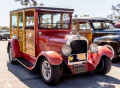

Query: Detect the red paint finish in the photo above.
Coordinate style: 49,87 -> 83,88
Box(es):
38,51 -> 63,65
8,8 -> 114,75
87,46 -> 114,71
8,39 -> 22,58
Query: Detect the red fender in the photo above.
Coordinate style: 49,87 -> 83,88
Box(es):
8,39 -> 22,58
88,46 -> 114,71
37,51 -> 63,65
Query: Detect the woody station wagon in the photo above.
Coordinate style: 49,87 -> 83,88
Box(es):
72,17 -> 120,62
7,7 -> 113,85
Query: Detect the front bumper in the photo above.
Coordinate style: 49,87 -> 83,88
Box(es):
67,61 -> 95,74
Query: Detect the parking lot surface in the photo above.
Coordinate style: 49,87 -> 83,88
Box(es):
0,40 -> 120,88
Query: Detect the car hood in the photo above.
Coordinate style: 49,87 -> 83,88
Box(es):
94,35 -> 120,42
38,31 -> 77,52
96,28 -> 120,33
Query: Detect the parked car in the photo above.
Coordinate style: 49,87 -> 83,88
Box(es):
72,17 -> 120,61
0,30 -> 10,40
7,7 -> 113,85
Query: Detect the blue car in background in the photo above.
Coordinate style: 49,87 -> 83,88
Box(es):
0,30 -> 10,40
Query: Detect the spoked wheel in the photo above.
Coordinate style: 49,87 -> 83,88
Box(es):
94,56 -> 111,75
8,45 -> 17,64
40,58 -> 61,85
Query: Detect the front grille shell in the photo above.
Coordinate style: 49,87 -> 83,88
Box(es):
66,36 -> 88,65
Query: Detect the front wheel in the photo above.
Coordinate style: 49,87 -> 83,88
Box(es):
94,56 -> 111,75
40,58 -> 61,85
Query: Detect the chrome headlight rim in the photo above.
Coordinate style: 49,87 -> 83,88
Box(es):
62,45 -> 72,56
90,43 -> 98,53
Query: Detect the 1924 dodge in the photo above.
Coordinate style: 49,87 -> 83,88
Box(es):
7,7 -> 113,85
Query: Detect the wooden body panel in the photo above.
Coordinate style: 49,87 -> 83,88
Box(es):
25,29 -> 35,56
10,9 -> 35,56
18,29 -> 24,51
10,28 -> 18,39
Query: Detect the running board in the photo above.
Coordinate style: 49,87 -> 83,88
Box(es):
16,58 -> 34,68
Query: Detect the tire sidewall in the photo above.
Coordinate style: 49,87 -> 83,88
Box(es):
9,45 -> 15,64
94,56 -> 111,75
0,36 -> 2,40
40,59 -> 52,83
40,58 -> 61,85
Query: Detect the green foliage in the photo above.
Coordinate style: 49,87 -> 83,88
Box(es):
15,0 -> 38,6
80,14 -> 90,17
107,4 -> 120,22
0,26 -> 10,31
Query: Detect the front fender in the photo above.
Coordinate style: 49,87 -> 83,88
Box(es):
37,51 -> 63,65
88,46 -> 114,71
7,39 -> 22,58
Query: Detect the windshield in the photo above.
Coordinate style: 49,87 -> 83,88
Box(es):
38,12 -> 71,29
92,21 -> 115,30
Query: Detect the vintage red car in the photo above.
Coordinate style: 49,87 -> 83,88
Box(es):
7,7 -> 113,85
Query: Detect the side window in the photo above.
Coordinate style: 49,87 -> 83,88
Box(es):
53,13 -> 61,28
92,22 -> 101,29
26,16 -> 34,27
72,22 -> 77,30
11,13 -> 17,28
18,12 -> 23,29
25,11 -> 34,29
79,22 -> 90,30
40,13 -> 52,28
63,13 -> 70,29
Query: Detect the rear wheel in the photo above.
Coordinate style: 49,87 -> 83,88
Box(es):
94,56 -> 111,75
40,58 -> 61,85
8,45 -> 17,64
0,36 -> 2,40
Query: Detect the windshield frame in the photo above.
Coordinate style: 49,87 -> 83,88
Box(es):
38,11 -> 72,30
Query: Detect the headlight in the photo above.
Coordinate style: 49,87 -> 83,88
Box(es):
90,43 -> 98,53
62,45 -> 72,56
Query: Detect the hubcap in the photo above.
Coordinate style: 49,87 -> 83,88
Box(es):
42,61 -> 51,80
9,48 -> 13,61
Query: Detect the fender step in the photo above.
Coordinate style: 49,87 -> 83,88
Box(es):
16,57 -> 34,68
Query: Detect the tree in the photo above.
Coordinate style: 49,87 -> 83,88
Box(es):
107,4 -> 120,22
0,26 -> 10,31
14,0 -> 38,6
80,14 -> 90,17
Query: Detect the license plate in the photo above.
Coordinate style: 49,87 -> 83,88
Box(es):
77,53 -> 86,60
74,65 -> 86,73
